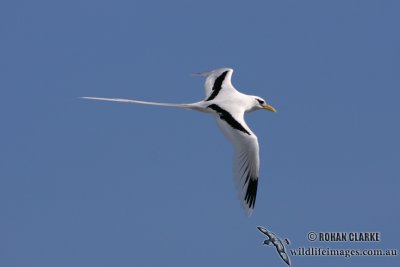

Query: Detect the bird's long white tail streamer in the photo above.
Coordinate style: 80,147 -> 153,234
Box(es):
80,97 -> 195,109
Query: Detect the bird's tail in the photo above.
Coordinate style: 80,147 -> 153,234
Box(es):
80,97 -> 203,110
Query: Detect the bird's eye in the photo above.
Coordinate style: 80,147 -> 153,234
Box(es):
256,99 -> 265,105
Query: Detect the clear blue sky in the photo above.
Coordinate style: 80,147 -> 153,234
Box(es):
1,1 -> 399,266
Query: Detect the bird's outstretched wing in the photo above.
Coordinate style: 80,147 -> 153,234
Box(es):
234,136 -> 259,215
257,226 -> 274,239
193,68 -> 236,101
213,110 -> 259,215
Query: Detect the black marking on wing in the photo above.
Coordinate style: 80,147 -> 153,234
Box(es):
205,71 -> 229,101
208,104 -> 251,135
244,178 -> 258,209
244,171 -> 251,185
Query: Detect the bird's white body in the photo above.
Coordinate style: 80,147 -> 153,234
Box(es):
82,68 -> 276,215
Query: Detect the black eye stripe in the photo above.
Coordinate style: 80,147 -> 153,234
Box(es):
256,99 -> 264,105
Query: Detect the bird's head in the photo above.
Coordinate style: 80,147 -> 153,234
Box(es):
250,97 -> 277,113
263,239 -> 273,245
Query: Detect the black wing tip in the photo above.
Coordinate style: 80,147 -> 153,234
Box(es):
257,226 -> 268,234
244,178 -> 258,210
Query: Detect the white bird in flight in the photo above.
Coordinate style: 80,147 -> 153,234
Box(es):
82,68 -> 276,215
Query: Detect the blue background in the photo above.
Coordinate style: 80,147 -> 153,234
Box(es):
1,0 -> 399,266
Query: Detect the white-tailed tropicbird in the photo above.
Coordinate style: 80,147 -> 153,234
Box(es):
82,68 -> 276,215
